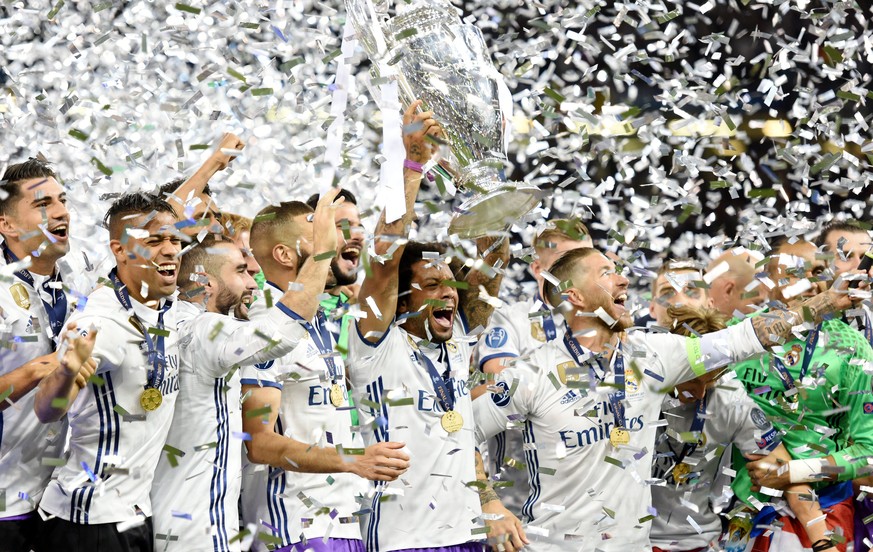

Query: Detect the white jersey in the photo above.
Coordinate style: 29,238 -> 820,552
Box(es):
39,284 -> 180,524
240,285 -> 366,548
650,384 -> 778,550
152,300 -> 308,552
348,318 -> 482,552
472,321 -> 766,552
477,295 -> 562,515
0,259 -> 77,516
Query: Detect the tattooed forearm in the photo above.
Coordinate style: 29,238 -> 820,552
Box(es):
475,451 -> 501,506
751,291 -> 840,347
459,236 -> 508,330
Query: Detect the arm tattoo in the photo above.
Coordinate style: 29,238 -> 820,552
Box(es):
460,236 -> 509,331
475,451 -> 500,506
479,485 -> 500,507
751,291 -> 839,348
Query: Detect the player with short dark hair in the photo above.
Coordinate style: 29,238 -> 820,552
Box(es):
35,191 -> 183,552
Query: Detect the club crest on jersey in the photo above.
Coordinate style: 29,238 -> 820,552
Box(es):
491,381 -> 511,407
10,283 -> 30,310
485,327 -> 508,349
446,341 -> 458,354
864,402 -> 873,414
783,344 -> 803,366
530,321 -> 546,343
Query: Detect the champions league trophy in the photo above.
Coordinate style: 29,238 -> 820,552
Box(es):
345,0 -> 540,238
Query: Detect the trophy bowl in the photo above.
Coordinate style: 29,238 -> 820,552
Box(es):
347,0 -> 540,238
387,6 -> 539,237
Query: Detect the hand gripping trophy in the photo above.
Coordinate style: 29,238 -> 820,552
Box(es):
345,0 -> 540,237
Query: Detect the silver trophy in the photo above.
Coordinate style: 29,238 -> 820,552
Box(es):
345,0 -> 540,238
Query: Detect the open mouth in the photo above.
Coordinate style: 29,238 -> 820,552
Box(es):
613,293 -> 628,310
49,224 -> 69,240
155,263 -> 178,281
432,307 -> 454,330
340,245 -> 361,266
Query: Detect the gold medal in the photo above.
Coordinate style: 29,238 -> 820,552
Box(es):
673,462 -> 692,482
609,427 -> 630,447
441,410 -> 464,433
140,388 -> 163,411
10,283 -> 30,310
329,383 -> 345,407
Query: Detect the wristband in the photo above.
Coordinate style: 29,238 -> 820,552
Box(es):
404,159 -> 423,172
788,458 -> 826,483
811,538 -> 834,552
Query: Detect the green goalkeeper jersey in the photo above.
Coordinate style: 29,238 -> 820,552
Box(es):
732,318 -> 873,501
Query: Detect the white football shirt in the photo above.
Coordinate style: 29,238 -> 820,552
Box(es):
348,318 -> 482,552
239,284 -> 366,548
650,384 -> 779,550
476,295 -> 562,515
39,284 -> 180,524
152,300 -> 308,552
0,258 -> 76,516
472,321 -> 766,551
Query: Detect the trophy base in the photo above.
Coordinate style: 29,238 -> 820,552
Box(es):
449,184 -> 540,239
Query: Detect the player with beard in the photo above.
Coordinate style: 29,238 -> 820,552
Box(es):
474,219 -> 591,517
471,246 -> 866,551
730,238 -> 873,552
305,188 -> 364,356
347,100 -> 523,552
0,159 -> 96,550
152,197 -> 341,552
649,261 -> 713,326
35,192 -> 183,551
240,190 -> 409,552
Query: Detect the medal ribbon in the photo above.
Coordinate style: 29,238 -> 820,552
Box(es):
563,325 -> 626,429
676,392 -> 709,464
268,281 -> 341,381
108,269 -> 171,391
414,344 -> 456,413
304,309 -> 342,382
771,324 -> 820,395
2,244 -> 68,347
534,292 -> 557,342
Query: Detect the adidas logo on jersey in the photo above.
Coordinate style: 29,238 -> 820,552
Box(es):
560,390 -> 581,405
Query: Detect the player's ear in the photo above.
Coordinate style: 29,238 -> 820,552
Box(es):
563,287 -> 586,309
0,214 -> 18,237
272,243 -> 296,269
397,295 -> 409,315
109,239 -> 127,266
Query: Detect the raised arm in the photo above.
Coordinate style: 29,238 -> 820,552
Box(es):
358,100 -> 440,342
34,324 -> 98,423
169,133 -> 244,208
458,235 -> 510,332
275,187 -> 341,321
